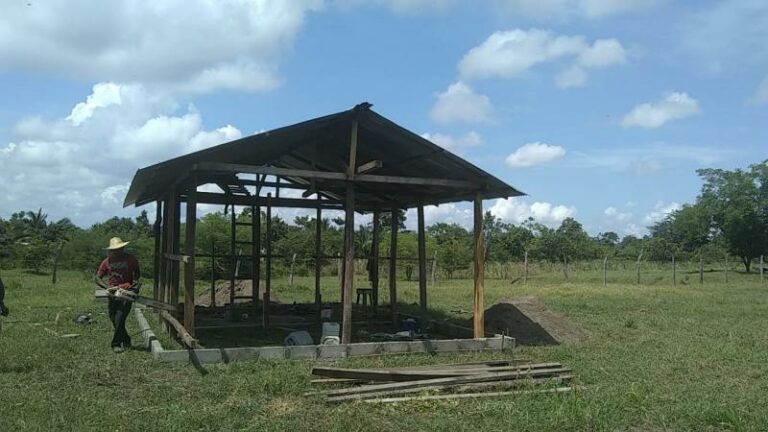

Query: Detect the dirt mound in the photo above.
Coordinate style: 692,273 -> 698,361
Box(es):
483,296 -> 584,346
196,280 -> 281,307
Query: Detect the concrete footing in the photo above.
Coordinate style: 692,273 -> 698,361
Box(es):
133,307 -> 515,364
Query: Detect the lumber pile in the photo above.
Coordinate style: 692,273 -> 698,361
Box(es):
309,360 -> 580,404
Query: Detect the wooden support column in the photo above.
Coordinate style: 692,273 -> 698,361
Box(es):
160,196 -> 171,305
371,211 -> 380,307
229,208 -> 236,306
342,184 -> 355,344
389,206 -> 398,324
183,178 -> 197,336
170,191 -> 181,312
251,206 -> 261,306
263,194 -> 272,328
341,117 -> 358,345
473,194 -> 485,338
314,197 -> 322,309
153,200 -> 162,301
417,204 -> 427,317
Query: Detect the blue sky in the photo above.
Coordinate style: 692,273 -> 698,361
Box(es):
0,0 -> 766,236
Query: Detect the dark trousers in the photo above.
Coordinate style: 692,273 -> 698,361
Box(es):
108,298 -> 132,348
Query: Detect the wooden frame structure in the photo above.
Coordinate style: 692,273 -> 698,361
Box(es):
125,103 -> 523,344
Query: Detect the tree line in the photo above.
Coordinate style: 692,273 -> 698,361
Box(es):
1,159 -> 766,279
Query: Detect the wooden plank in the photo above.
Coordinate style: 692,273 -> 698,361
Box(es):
357,386 -> 580,404
152,200 -> 162,300
371,211 -> 380,307
165,253 -> 191,263
263,193 -> 272,328
311,363 -> 565,382
473,194 -> 485,338
318,367 -> 572,397
314,198 -> 322,309
132,295 -> 177,312
417,204 -> 427,316
196,162 -> 477,188
158,197 -> 169,305
183,177 -> 197,335
191,192 -> 344,209
342,184 -> 355,344
251,204 -> 260,305
328,375 -> 574,403
229,208 -> 236,306
356,159 -> 383,174
389,206 -> 398,324
170,192 -> 181,311
348,118 -> 359,177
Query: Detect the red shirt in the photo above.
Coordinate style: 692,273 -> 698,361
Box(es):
97,254 -> 140,287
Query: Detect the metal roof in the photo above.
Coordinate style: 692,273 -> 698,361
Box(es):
124,103 -> 524,210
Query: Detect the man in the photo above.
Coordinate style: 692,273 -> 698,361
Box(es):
94,237 -> 140,353
0,273 -> 8,317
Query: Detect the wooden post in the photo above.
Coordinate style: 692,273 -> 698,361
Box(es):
430,251 -> 437,286
603,255 -> 608,287
371,211 -> 380,307
473,194 -> 485,338
289,253 -> 297,286
251,205 -> 259,305
417,204 -> 427,317
254,204 -> 261,303
210,240 -> 216,307
183,177 -> 197,336
523,250 -> 528,285
170,192 -> 181,312
314,201 -> 322,310
263,194 -> 272,328
699,250 -> 704,285
672,255 -> 676,287
152,200 -> 161,298
51,242 -> 64,285
341,184 -> 355,344
229,208 -> 236,306
562,256 -> 569,281
636,248 -> 643,285
159,198 -> 169,305
389,207 -> 398,324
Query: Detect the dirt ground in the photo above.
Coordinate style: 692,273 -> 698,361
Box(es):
483,296 -> 585,345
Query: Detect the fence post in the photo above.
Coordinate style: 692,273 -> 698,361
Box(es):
523,250 -> 528,285
603,255 -> 608,287
289,253 -> 296,286
635,247 -> 644,285
699,251 -> 704,285
672,255 -> 676,287
430,251 -> 437,286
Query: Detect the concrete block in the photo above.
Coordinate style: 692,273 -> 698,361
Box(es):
223,347 -> 260,362
257,346 -> 287,360
191,349 -> 224,364
286,346 -> 317,360
431,339 -> 460,353
348,342 -> 383,357
318,344 -> 347,359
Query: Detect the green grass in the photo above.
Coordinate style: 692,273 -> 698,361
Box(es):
1,267 -> 768,431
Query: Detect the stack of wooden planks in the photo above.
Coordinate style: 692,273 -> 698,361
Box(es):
309,360 -> 580,404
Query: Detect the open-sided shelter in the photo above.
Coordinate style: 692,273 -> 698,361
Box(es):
124,102 -> 524,344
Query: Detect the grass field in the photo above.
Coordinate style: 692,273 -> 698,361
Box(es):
1,267 -> 767,431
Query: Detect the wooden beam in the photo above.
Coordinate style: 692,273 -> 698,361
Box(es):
342,184 -> 355,344
189,192 -> 344,210
356,159 -> 383,174
229,207 -> 236,306
165,253 -> 191,263
251,204 -> 260,305
160,310 -> 199,349
183,177 -> 197,335
371,211 -> 380,307
389,206 -> 398,324
170,191 -> 181,312
473,194 -> 485,338
196,162 -> 478,188
152,200 -> 162,301
314,198 -> 322,309
347,118 -> 359,177
263,193 -> 272,328
158,198 -> 169,306
417,204 -> 427,317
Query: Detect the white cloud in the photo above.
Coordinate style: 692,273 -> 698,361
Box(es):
499,0 -> 657,19
643,201 -> 681,225
405,203 -> 474,230
430,82 -> 493,124
570,143 -> 733,175
750,75 -> 768,105
621,92 -> 701,129
421,131 -> 483,154
458,29 -> 625,88
604,206 -> 632,222
334,0 -> 455,14
505,142 -> 566,168
0,1 -> 321,94
0,83 -> 243,225
490,198 -> 576,227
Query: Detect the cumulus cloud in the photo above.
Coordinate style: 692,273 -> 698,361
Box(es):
750,75 -> 768,105
505,142 -> 566,168
643,201 -> 681,225
490,198 -> 575,227
621,92 -> 701,129
430,82 -> 493,124
0,83 -> 242,225
0,1 -> 321,94
499,0 -> 657,19
604,206 -> 632,222
421,131 -> 483,154
458,28 -> 626,87
334,0 -> 456,14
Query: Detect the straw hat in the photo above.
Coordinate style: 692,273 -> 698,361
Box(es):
105,237 -> 130,250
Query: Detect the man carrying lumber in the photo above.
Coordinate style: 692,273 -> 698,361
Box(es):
94,237 -> 140,353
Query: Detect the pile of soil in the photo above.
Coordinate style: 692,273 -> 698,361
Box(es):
196,280 -> 281,307
483,296 -> 585,346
